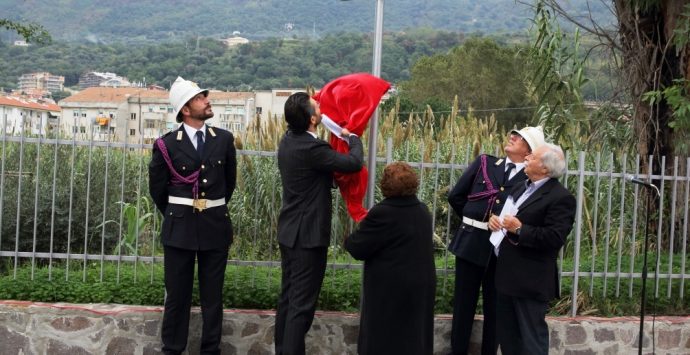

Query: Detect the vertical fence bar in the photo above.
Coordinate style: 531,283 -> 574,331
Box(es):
99,121 -> 113,282
571,151 -> 586,316
654,156 -> 666,297
667,157 -> 679,297
13,119 -> 27,279
0,111 -> 7,253
385,137 -> 393,163
267,155 -> 279,292
133,134 -> 145,282
559,151 -> 571,295
602,153 -> 614,296
250,166 -> 260,288
66,114 -> 78,281
30,122 -> 44,280
417,142 -> 426,201
48,115 -> 61,281
442,145 -> 457,296
629,155 -> 641,297
82,125 -> 95,282
430,143 -> 441,243
116,129 -> 128,283
680,158 -> 689,298
615,153 -> 627,296
590,152 -> 602,296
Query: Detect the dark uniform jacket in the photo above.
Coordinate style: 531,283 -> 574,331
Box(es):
448,154 -> 527,266
149,125 -> 237,251
495,178 -> 576,301
277,130 -> 363,249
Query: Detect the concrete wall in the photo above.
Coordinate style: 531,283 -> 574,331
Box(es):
1,300 -> 689,354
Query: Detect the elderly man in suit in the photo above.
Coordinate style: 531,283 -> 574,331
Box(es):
274,92 -> 364,355
447,126 -> 544,355
149,77 -> 237,355
488,143 -> 576,355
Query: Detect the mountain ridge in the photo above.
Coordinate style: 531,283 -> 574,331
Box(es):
0,0 -> 614,43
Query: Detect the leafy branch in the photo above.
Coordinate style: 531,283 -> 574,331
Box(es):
0,19 -> 51,44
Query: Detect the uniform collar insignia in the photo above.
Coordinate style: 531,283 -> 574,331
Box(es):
176,131 -> 183,141
495,158 -> 504,166
208,127 -> 217,137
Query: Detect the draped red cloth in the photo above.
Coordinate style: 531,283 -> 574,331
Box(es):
313,73 -> 391,222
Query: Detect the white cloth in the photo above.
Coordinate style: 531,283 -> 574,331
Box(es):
490,177 -> 550,255
183,123 -> 206,150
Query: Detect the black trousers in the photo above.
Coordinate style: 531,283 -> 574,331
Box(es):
274,244 -> 328,355
496,291 -> 549,355
161,246 -> 229,355
450,254 -> 497,355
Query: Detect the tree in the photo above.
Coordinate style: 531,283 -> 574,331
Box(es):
401,37 -> 532,129
0,19 -> 51,44
532,0 -> 690,161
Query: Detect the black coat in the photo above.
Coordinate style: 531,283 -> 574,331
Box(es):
276,130 -> 363,248
495,178 -> 576,301
344,196 -> 436,355
448,154 -> 527,266
148,125 -> 237,250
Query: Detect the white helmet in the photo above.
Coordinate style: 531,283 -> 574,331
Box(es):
511,126 -> 545,151
169,76 -> 208,118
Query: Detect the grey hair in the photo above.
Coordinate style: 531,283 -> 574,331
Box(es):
541,143 -> 566,178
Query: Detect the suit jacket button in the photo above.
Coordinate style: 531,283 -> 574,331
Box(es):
201,164 -> 206,169
500,187 -> 504,191
203,179 -> 208,183
496,199 -> 501,204
201,192 -> 206,197
182,166 -> 186,170
218,160 -> 222,164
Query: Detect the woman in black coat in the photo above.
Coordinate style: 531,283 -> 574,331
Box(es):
344,162 -> 436,355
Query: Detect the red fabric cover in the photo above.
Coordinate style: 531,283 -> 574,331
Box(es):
313,73 -> 391,222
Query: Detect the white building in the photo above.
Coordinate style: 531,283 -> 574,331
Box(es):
18,72 -> 65,93
59,87 -> 256,144
0,95 -> 61,136
254,89 -> 303,123
220,36 -> 250,47
79,72 -> 132,89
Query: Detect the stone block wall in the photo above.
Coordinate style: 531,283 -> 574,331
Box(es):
1,300 -> 689,354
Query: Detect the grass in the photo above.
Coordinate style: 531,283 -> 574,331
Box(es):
1,255 -> 688,316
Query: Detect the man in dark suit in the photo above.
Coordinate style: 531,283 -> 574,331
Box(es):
447,126 -> 544,355
149,77 -> 237,355
488,143 -> 576,355
275,92 -> 363,355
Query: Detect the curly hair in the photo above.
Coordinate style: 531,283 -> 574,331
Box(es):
380,162 -> 419,198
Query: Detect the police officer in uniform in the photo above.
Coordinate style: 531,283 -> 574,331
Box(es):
149,77 -> 237,355
447,126 -> 544,355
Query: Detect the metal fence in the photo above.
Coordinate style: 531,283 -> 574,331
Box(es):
1,129 -> 689,317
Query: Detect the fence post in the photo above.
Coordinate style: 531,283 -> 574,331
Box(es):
386,137 -> 393,164
571,151 -> 586,317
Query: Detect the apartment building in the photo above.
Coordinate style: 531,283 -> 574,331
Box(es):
254,88 -> 302,122
79,72 -> 132,89
0,95 -> 61,136
18,72 -> 65,93
58,87 -> 256,144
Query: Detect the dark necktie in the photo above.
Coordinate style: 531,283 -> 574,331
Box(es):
512,181 -> 531,200
504,162 -> 515,182
196,130 -> 204,158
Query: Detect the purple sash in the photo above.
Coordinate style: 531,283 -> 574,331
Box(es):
155,138 -> 201,199
466,154 -> 499,220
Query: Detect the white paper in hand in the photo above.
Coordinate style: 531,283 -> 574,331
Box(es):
321,114 -> 349,144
